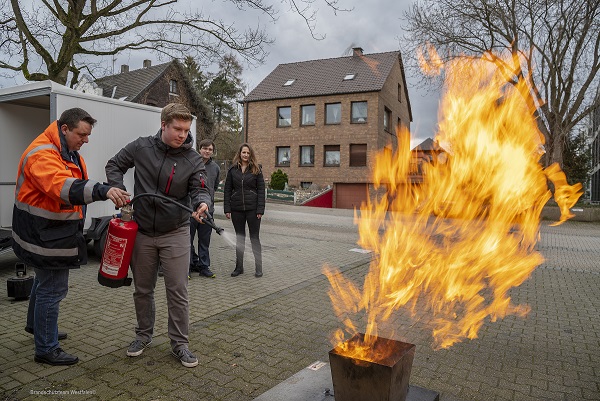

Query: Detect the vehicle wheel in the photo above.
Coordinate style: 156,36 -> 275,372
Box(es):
93,229 -> 108,257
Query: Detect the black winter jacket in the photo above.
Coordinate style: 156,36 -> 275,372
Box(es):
223,165 -> 265,214
105,130 -> 211,236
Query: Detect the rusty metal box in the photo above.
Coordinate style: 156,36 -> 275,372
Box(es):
328,333 -> 415,401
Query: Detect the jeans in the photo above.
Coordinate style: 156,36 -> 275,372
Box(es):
26,268 -> 70,355
230,210 -> 262,273
189,217 -> 213,269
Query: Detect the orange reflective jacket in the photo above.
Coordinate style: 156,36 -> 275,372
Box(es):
12,121 -> 109,269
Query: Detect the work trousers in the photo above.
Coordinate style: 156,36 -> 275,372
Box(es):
130,226 -> 190,351
26,268 -> 70,355
230,210 -> 262,273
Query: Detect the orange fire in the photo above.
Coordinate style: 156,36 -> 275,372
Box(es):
324,53 -> 582,355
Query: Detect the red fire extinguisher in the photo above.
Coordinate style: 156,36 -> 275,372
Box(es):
98,203 -> 136,288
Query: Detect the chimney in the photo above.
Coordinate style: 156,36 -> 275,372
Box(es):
353,47 -> 364,56
120,64 -> 129,73
143,59 -> 152,68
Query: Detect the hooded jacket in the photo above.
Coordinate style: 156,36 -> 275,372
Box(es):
105,130 -> 211,236
223,164 -> 265,214
12,121 -> 112,269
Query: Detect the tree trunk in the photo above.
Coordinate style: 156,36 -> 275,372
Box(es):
551,129 -> 565,168
49,65 -> 70,86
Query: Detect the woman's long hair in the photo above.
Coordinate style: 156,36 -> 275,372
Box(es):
232,143 -> 260,175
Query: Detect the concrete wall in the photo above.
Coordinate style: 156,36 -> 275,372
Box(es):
541,206 -> 600,222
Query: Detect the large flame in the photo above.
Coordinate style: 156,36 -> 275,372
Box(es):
325,53 -> 582,355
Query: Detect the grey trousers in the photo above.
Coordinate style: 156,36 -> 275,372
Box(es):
130,225 -> 190,351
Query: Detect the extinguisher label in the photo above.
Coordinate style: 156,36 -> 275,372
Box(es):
101,233 -> 128,276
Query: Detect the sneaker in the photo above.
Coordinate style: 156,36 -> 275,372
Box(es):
171,348 -> 199,368
189,264 -> 201,273
126,339 -> 152,357
199,268 -> 216,278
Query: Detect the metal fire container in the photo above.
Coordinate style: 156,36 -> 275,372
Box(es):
328,333 -> 415,401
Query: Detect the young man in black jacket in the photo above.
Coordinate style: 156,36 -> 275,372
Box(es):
189,139 -> 221,278
106,103 -> 210,368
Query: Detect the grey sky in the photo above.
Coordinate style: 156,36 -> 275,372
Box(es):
222,0 -> 441,146
0,0 -> 440,146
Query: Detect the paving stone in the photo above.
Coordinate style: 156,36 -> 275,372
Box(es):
1,205 -> 599,400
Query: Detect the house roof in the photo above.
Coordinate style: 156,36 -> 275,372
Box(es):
412,138 -> 443,152
93,60 -> 214,132
243,51 -> 405,103
413,138 -> 440,152
95,62 -> 171,101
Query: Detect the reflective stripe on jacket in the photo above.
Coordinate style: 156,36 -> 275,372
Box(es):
12,121 -> 108,269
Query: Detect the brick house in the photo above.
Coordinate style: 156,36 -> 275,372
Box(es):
83,59 -> 213,142
241,48 -> 412,208
410,138 -> 446,183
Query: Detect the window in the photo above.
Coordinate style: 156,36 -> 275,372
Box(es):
343,73 -> 356,80
325,103 -> 341,124
350,144 -> 367,167
301,105 -> 315,126
299,145 -> 315,166
398,83 -> 402,102
384,107 -> 391,132
324,145 -> 340,166
277,106 -> 291,127
283,79 -> 295,86
276,146 -> 291,166
351,101 -> 368,123
300,182 -> 312,189
169,80 -> 178,94
397,117 -> 402,133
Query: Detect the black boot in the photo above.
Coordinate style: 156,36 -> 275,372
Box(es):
231,268 -> 243,277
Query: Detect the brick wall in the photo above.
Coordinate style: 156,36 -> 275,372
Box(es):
246,63 -> 411,188
136,65 -> 208,142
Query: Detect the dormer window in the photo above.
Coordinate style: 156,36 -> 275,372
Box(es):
283,79 -> 295,86
343,74 -> 356,81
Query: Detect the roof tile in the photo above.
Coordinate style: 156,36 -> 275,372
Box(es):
243,51 -> 400,102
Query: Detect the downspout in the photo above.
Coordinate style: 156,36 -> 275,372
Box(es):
244,101 -> 249,143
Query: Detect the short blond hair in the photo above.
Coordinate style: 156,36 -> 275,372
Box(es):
161,103 -> 193,125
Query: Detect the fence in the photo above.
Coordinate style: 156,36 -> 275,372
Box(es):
215,184 -> 296,204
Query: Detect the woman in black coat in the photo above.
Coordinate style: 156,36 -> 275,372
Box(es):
224,143 -> 266,277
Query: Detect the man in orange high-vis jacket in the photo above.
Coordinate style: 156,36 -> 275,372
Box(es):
12,108 -> 130,366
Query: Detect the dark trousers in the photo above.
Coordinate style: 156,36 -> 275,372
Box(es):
230,210 -> 262,273
26,268 -> 70,355
190,217 -> 212,269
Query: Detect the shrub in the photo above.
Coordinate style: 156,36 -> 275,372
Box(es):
270,169 -> 288,190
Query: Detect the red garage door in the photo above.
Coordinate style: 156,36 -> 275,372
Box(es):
335,183 -> 368,209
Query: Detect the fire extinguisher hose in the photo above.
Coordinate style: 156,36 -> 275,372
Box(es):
129,193 -> 224,235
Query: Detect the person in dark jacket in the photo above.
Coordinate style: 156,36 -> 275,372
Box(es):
189,139 -> 220,278
223,143 -> 265,277
13,108 -> 130,366
105,103 -> 210,368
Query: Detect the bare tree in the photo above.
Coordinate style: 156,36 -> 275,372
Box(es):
0,0 -> 348,87
403,0 -> 600,167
